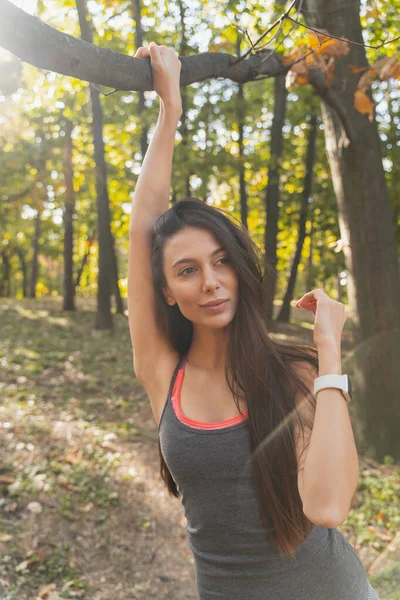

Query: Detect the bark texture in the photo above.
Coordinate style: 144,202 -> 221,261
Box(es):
304,0 -> 400,461
277,114 -> 317,322
264,73 -> 288,324
62,119 -> 76,312
0,0 -> 280,91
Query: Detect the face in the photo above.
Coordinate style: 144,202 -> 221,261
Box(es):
162,226 -> 239,329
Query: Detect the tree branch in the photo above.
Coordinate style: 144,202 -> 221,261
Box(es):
0,0 -> 281,91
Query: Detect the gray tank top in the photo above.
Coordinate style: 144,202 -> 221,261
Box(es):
158,354 -> 377,600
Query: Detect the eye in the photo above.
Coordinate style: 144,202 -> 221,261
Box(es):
179,266 -> 195,276
178,256 -> 230,277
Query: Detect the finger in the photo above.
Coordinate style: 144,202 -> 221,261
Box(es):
134,47 -> 143,57
295,289 -> 326,304
149,42 -> 163,66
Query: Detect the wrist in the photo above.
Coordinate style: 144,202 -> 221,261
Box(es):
160,98 -> 182,120
317,341 -> 342,376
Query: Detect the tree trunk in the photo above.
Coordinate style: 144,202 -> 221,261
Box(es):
75,232 -> 95,290
177,0 -> 192,199
131,0 -> 149,159
29,207 -> 41,298
62,118 -> 76,311
0,249 -> 11,297
76,0 -> 113,330
304,0 -> 400,461
277,114 -> 317,322
306,216 -> 316,292
263,73 -> 288,324
236,30 -> 248,230
15,247 -> 29,297
110,234 -> 124,315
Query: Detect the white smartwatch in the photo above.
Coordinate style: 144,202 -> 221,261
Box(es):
314,374 -> 352,403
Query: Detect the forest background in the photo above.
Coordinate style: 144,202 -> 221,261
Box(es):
0,0 -> 399,598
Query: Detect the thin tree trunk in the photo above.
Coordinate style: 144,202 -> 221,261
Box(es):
263,73 -> 288,324
131,0 -> 149,159
29,207 -> 41,298
110,235 -> 124,314
15,247 -> 28,297
0,249 -> 11,297
277,115 -> 318,322
178,0 -> 191,199
306,216 -> 316,292
304,0 -> 400,461
76,0 -> 113,330
236,30 -> 248,229
75,232 -> 95,290
62,118 -> 76,311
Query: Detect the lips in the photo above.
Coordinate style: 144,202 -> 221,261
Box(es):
200,299 -> 228,307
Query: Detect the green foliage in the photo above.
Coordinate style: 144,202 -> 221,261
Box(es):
4,0 -> 394,301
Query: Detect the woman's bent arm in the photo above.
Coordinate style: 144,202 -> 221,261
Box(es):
127,43 -> 182,392
127,103 -> 181,382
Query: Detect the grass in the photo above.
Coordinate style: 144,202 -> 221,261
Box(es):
0,296 -> 399,599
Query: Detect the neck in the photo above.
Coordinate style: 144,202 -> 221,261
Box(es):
187,325 -> 230,371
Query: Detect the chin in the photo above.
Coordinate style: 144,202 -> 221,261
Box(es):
201,310 -> 236,329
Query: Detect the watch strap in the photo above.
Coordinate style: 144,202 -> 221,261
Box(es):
314,374 -> 351,403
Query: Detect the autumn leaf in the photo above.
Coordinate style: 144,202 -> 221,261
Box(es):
376,55 -> 400,80
0,475 -> 15,484
315,38 -> 349,58
350,64 -> 369,73
308,30 -> 331,49
38,583 -> 57,599
358,68 -> 377,92
280,51 -> 302,65
354,90 -> 374,120
297,74 -> 309,85
365,8 -> 379,19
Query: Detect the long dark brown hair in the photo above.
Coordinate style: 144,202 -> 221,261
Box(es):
151,197 -> 319,559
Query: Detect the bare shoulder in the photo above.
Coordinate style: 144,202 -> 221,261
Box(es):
136,346 -> 181,426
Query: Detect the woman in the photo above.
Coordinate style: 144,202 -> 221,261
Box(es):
128,42 -> 379,600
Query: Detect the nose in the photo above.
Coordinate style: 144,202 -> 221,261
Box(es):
201,266 -> 220,292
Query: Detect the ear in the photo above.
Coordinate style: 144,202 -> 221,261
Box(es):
163,286 -> 177,307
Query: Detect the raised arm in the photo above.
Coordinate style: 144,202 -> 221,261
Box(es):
128,44 -> 182,415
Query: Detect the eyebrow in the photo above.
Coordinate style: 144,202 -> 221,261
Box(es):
172,246 -> 225,269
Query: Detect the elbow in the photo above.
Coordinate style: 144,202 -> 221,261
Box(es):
303,504 -> 349,529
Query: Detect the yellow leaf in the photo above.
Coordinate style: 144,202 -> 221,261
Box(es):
308,30 -> 330,49
354,90 -> 374,120
365,8 -> 379,18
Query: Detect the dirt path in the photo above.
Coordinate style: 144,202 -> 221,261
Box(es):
0,298 -> 398,599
